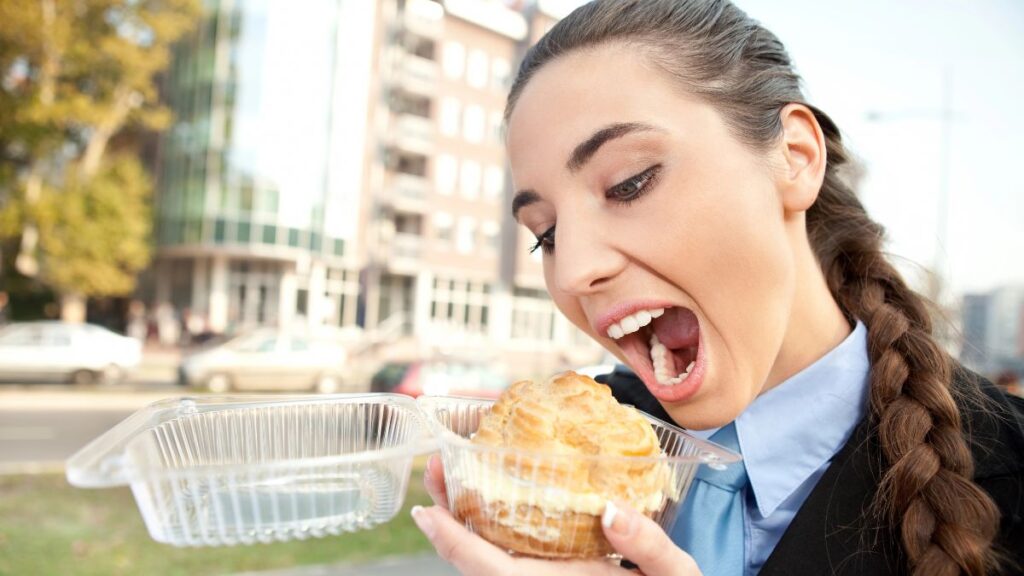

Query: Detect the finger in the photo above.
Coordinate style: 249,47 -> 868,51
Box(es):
423,454 -> 449,509
602,501 -> 701,575
411,504 -> 512,576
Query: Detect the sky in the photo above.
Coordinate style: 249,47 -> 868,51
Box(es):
562,0 -> 1024,297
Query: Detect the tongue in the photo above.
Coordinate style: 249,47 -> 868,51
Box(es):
652,307 -> 700,350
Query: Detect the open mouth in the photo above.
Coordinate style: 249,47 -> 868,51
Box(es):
605,306 -> 703,402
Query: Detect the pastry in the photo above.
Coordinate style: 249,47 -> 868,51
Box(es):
450,371 -> 671,558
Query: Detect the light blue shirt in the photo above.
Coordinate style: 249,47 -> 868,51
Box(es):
683,322 -> 870,576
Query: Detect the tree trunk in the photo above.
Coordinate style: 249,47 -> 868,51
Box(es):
16,0 -> 61,277
60,292 -> 86,324
80,86 -> 139,178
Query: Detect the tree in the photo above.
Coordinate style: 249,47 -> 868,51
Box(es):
0,0 -> 199,321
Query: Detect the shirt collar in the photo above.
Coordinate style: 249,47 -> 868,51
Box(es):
693,322 -> 870,517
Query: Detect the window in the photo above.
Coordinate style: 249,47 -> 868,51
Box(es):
481,220 -> 500,252
460,160 -> 481,199
435,154 -> 457,195
462,105 -> 485,143
491,57 -> 510,90
467,49 -> 488,89
324,267 -> 360,327
0,325 -> 41,346
439,97 -> 460,137
442,41 -> 465,79
489,111 -> 504,144
484,165 -> 504,199
430,277 -> 492,334
456,216 -> 476,253
434,212 -> 454,244
512,288 -> 558,341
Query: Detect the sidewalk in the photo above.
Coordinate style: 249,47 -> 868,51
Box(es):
231,554 -> 457,576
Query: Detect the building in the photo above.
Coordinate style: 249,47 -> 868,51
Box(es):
959,286 -> 1024,377
149,0 -> 600,378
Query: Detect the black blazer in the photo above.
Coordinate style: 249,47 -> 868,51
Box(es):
596,366 -> 1024,575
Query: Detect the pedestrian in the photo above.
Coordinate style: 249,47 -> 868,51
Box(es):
412,1 -> 1024,575
996,370 -> 1022,398
0,291 -> 9,326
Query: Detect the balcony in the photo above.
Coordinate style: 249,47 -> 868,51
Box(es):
402,0 -> 443,38
387,232 -> 423,273
389,113 -> 434,156
393,52 -> 438,96
381,173 -> 430,213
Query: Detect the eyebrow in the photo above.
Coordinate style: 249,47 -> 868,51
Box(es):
511,121 -> 664,220
567,122 -> 661,172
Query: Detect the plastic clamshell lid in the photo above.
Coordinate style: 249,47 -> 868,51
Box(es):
414,394 -> 743,469
66,394 -> 438,489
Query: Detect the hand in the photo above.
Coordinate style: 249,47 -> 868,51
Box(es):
415,455 -> 702,576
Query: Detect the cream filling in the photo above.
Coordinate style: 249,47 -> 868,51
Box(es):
453,454 -> 670,517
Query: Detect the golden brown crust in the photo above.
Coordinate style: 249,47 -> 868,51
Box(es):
459,371 -> 666,558
453,491 -> 613,559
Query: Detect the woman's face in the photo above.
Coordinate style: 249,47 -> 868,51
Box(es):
507,46 -> 830,429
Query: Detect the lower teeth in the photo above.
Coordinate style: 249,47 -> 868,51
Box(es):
649,333 -> 695,386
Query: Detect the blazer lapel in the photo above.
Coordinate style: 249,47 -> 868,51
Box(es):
759,416 -> 905,576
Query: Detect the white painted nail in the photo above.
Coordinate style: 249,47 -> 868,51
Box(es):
602,501 -> 618,530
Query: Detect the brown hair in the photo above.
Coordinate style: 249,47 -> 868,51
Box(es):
506,1 -> 1001,574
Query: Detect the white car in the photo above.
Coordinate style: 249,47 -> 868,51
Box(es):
0,321 -> 142,384
179,329 -> 348,393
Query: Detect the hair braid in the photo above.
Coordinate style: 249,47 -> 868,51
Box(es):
809,121 -> 1001,576
507,1 -> 1004,572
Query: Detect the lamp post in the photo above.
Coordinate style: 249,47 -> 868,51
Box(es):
864,67 -> 958,352
864,67 -> 955,307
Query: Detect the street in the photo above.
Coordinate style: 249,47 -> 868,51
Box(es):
0,407 -> 131,469
0,381 -> 183,472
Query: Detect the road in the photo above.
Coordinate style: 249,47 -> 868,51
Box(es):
0,380 -> 184,472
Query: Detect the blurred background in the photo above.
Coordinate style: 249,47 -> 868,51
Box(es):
0,0 -> 1021,574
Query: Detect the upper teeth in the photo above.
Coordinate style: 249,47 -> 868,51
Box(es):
606,308 -> 665,339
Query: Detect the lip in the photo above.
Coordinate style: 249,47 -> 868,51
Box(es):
592,299 -> 678,336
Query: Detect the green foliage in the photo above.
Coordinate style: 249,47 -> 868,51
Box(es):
0,0 -> 200,299
34,155 -> 153,296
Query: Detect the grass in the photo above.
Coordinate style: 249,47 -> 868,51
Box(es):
0,460 -> 435,576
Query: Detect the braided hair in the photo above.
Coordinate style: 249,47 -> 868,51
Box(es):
506,1 -> 1001,573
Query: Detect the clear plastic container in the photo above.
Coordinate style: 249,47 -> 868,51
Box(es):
416,395 -> 742,559
66,394 -> 436,547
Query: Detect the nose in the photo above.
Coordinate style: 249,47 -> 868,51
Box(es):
550,215 -> 627,296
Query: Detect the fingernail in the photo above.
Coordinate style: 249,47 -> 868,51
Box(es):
411,505 -> 436,540
602,501 -> 636,537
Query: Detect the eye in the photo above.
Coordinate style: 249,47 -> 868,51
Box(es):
606,164 -> 662,204
528,225 -> 555,255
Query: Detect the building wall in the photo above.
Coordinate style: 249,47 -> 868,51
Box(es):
151,0 -> 604,375
960,286 -> 1024,376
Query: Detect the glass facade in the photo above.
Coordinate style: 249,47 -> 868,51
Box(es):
156,0 -> 347,257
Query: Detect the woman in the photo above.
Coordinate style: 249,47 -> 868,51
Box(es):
410,1 -> 1024,574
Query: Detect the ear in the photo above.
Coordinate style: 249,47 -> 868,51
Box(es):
775,103 -> 827,213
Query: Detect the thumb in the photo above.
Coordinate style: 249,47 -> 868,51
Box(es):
601,501 -> 701,575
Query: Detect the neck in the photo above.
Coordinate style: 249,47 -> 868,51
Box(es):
764,235 -> 851,393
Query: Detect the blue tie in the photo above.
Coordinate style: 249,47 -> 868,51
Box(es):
671,423 -> 748,576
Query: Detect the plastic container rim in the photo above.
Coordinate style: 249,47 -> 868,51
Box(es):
415,394 -> 743,467
67,393 -> 438,488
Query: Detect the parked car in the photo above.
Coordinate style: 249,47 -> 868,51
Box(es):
179,328 -> 348,393
370,359 -> 509,398
0,321 -> 142,384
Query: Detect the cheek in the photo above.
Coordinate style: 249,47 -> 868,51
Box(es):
635,179 -> 794,388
